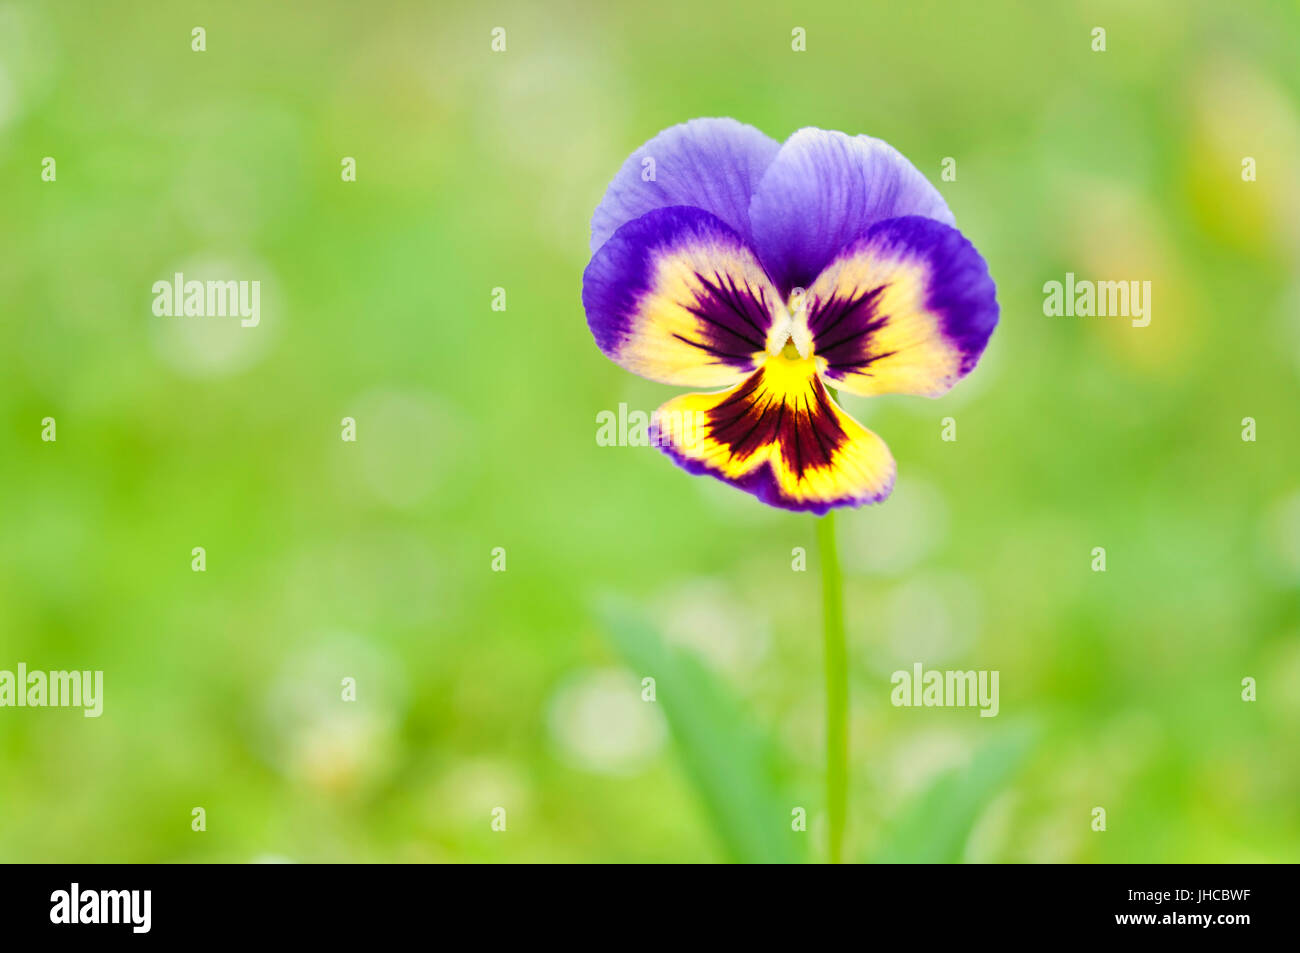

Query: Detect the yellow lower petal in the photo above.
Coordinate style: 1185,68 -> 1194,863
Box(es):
653,353 -> 896,513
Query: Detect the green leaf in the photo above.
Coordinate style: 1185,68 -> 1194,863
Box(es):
596,595 -> 803,864
870,721 -> 1038,863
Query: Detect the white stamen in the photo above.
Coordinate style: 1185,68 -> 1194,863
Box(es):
786,288 -> 811,358
790,320 -> 812,358
766,314 -> 792,355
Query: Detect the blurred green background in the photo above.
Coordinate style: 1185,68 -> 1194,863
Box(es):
2,0 -> 1298,863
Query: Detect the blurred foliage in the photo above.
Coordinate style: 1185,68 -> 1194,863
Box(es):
1,0 -> 1299,862
599,596 -> 803,863
870,722 -> 1038,863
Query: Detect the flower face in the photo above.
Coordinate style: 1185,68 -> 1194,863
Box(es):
582,119 -> 999,514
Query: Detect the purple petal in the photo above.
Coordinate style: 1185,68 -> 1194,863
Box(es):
749,128 -> 955,295
805,216 -> 998,398
582,206 -> 782,387
589,118 -> 780,254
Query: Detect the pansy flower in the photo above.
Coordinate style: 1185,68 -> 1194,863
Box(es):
582,119 -> 999,514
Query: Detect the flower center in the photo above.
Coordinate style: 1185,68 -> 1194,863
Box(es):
763,345 -> 819,391
764,289 -> 814,360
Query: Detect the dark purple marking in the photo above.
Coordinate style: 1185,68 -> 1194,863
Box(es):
674,270 -> 772,364
702,366 -> 847,477
807,285 -> 896,375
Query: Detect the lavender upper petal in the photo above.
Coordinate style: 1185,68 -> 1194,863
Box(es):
748,128 -> 955,295
589,118 -> 781,254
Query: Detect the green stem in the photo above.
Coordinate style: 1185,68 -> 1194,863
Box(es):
817,508 -> 848,864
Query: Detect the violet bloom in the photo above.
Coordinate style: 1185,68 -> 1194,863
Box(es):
582,119 -> 998,513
